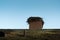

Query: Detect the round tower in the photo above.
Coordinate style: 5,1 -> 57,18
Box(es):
27,16 -> 44,30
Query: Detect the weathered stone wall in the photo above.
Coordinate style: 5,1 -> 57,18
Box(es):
0,29 -> 60,40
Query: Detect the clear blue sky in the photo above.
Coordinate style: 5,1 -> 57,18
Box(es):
0,0 -> 60,29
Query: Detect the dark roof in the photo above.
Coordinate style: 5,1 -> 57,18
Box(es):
27,17 -> 44,24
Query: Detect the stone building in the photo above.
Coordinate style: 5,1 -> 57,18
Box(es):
27,16 -> 44,30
